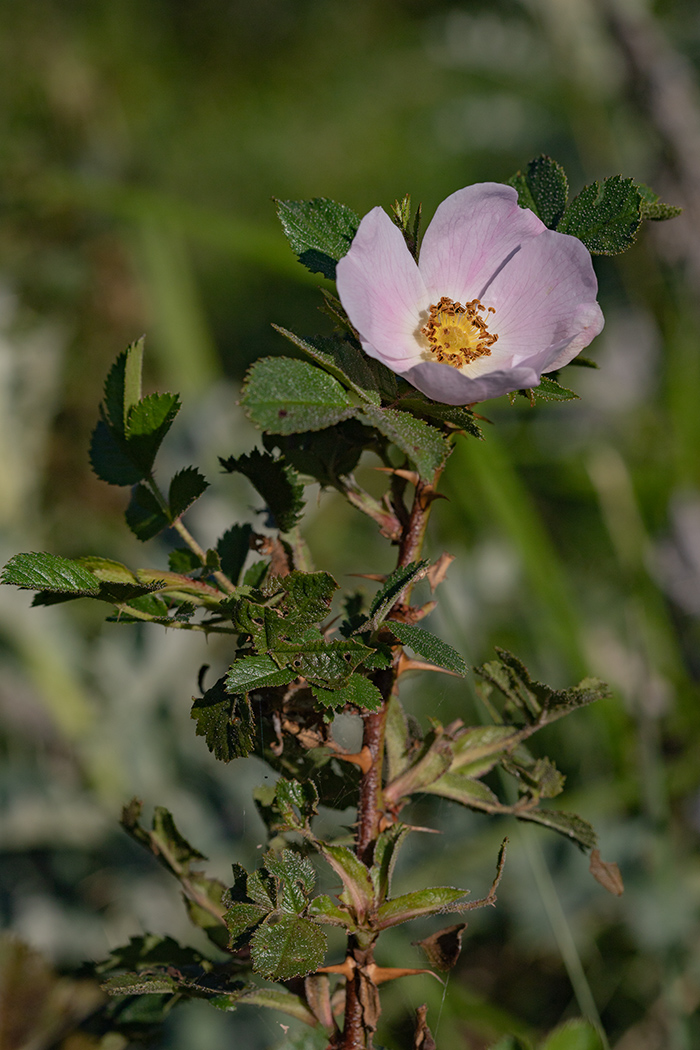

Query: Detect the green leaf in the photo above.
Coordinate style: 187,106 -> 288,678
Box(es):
1,552 -> 101,595
388,622 -> 467,675
125,484 -> 170,541
169,467 -> 209,518
475,648 -> 610,726
212,986 -> 319,1026
508,155 -> 569,229
557,175 -> 642,254
275,197 -> 360,280
527,376 -> 579,402
247,868 -> 277,909
370,822 -> 410,902
263,418 -> 376,486
270,638 -> 374,688
383,735 -> 454,803
243,559 -> 269,589
279,571 -> 338,623
275,778 -> 319,829
98,933 -> 212,974
226,654 -> 297,693
420,771 -> 500,809
104,338 -> 144,436
241,357 -> 354,435
319,844 -> 375,922
169,547 -> 202,573
265,849 -> 316,913
273,328 -> 382,406
636,183 -> 682,221
224,902 -> 267,944
359,560 -> 429,632
515,808 -> 597,852
124,392 -> 181,473
359,405 -> 450,479
311,673 -> 383,711
89,418 -> 145,486
220,449 -> 305,533
251,915 -> 327,981
385,694 -> 412,782
376,886 -> 469,930
191,676 -> 255,762
540,1020 -> 605,1050
216,524 -> 253,584
396,397 -> 483,438
308,895 -> 357,931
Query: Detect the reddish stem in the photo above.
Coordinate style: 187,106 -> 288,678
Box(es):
335,474 -> 444,1050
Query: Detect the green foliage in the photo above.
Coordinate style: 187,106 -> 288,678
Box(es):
169,467 -> 209,518
251,917 -> 327,981
220,448 -> 305,532
264,419 -> 375,487
216,523 -> 254,583
356,560 -> 429,632
475,648 -> 610,726
120,800 -> 228,948
103,338 -> 144,435
311,672 -> 383,711
381,652 -> 607,853
90,344 -> 181,487
241,356 -> 355,434
125,483 -> 170,541
509,155 -> 569,229
275,197 -> 360,280
397,396 -> 483,437
274,327 -> 387,406
509,159 -> 679,260
517,376 -> 579,404
1,551 -> 102,595
375,886 -> 469,930
636,182 -> 682,221
388,621 -> 467,675
191,675 -> 255,761
358,404 -> 450,479
557,175 -> 642,255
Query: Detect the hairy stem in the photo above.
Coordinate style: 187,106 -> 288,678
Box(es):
337,473 -> 444,1050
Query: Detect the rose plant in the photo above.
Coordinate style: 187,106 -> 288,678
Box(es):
1,156 -> 679,1049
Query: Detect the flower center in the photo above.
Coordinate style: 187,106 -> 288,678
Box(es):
421,296 -> 498,368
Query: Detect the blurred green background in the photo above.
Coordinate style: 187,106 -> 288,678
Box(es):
1,0 -> 700,1047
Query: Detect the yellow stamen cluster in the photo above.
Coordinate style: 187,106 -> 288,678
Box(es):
421,296 -> 498,368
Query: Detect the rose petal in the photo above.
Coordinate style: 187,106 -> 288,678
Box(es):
402,360 -> 541,405
482,229 -> 602,365
418,184 -> 546,304
336,207 -> 429,366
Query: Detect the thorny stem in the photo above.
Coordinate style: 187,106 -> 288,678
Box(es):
336,473 -> 445,1050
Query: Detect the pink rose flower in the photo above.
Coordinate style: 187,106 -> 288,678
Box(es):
335,183 -> 604,405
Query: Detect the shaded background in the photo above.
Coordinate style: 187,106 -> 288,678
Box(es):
1,0 -> 700,1047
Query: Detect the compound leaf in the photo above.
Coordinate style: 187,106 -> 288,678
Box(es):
241,356 -> 354,435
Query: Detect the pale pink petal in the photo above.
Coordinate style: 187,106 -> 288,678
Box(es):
541,301 -> 605,371
336,207 -> 428,366
401,360 -> 541,405
482,230 -> 602,365
418,184 -> 546,304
